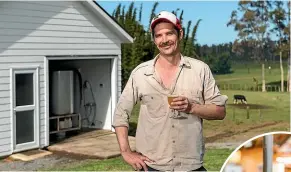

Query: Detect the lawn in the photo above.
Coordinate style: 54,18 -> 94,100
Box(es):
45,148 -> 234,171
220,90 -> 289,122
203,90 -> 289,143
215,62 -> 289,89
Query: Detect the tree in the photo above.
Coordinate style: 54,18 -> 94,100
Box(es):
212,52 -> 232,74
270,1 -> 289,92
187,19 -> 202,58
287,1 -> 291,92
227,0 -> 272,92
138,3 -> 143,23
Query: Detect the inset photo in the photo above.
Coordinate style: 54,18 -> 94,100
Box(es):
221,132 -> 291,172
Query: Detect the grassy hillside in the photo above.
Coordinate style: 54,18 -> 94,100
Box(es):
215,62 -> 289,89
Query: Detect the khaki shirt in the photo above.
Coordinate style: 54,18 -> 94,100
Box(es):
113,54 -> 228,171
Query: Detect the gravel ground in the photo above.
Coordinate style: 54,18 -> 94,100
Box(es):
205,142 -> 242,149
0,153 -> 86,171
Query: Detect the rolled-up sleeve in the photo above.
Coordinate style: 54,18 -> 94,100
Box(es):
203,64 -> 228,106
112,72 -> 139,128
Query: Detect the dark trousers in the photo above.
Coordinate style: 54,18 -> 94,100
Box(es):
141,165 -> 207,171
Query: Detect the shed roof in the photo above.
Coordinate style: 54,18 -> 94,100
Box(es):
82,0 -> 134,43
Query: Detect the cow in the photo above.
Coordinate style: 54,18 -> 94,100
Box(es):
233,95 -> 247,104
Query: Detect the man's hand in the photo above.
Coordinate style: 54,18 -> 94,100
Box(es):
170,96 -> 226,120
121,151 -> 155,171
170,96 -> 192,113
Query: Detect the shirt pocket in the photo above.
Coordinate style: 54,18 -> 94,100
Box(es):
141,94 -> 166,118
188,89 -> 204,105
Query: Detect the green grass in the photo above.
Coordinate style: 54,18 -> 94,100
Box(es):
215,62 -> 289,87
204,90 -> 290,137
202,90 -> 290,140
44,149 -> 234,171
204,148 -> 234,171
221,90 -> 289,122
205,62 -> 290,135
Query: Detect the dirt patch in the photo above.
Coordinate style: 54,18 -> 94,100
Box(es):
228,103 -> 274,109
204,121 -> 289,149
216,122 -> 289,143
49,149 -> 120,160
205,121 -> 279,143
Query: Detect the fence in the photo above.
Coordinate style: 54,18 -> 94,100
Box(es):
217,84 -> 282,92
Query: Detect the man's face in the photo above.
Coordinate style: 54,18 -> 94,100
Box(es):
153,22 -> 182,56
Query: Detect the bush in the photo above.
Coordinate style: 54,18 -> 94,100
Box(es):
202,52 -> 232,74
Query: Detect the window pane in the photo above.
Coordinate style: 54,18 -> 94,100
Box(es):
16,110 -> 34,144
16,73 -> 34,106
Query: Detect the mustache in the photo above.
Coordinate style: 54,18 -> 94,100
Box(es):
159,41 -> 173,47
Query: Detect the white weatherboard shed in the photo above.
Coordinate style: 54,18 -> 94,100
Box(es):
0,1 -> 133,157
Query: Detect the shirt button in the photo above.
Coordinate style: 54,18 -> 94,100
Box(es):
172,125 -> 174,128
173,155 -> 176,158
173,140 -> 175,143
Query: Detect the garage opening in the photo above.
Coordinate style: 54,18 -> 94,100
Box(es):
48,58 -> 113,143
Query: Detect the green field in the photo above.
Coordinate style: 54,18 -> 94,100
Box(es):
220,90 -> 289,122
209,62 -> 290,135
203,90 -> 289,141
215,62 -> 289,90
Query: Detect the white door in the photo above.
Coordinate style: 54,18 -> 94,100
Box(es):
11,66 -> 40,152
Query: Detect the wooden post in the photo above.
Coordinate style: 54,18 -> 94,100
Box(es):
258,85 -> 261,91
246,106 -> 250,119
233,107 -> 236,121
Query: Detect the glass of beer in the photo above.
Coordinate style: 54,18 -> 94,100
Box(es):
168,94 -> 188,119
168,95 -> 178,107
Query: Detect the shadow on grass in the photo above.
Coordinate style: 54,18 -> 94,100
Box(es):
213,70 -> 234,76
258,80 -> 287,87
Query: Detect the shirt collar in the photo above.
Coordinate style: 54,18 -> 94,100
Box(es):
144,54 -> 191,76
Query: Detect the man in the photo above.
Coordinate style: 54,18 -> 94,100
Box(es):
112,11 -> 228,171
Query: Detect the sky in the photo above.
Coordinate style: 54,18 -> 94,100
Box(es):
98,1 -> 239,46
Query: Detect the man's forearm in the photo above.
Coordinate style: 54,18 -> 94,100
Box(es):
115,126 -> 132,153
189,103 -> 226,120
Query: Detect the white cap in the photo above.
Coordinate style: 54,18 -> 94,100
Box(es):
150,11 -> 182,31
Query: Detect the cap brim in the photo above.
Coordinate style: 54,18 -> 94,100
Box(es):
151,18 -> 175,31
